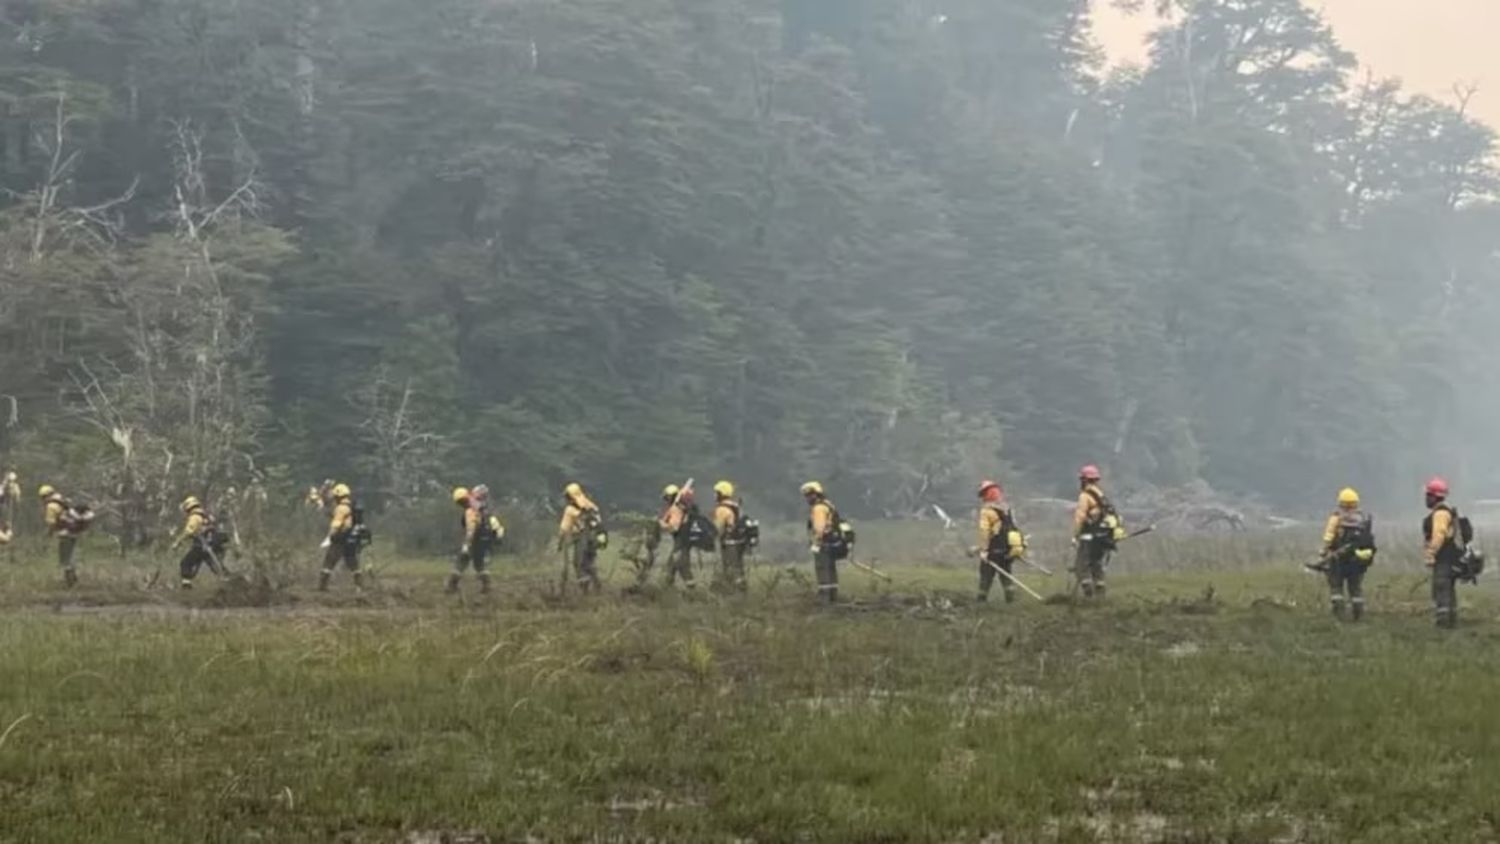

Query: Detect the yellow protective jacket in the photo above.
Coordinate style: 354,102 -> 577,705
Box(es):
1424,505 -> 1455,566
44,498 -> 66,536
658,502 -> 687,536
559,495 -> 599,537
327,500 -> 353,538
176,510 -> 208,549
1072,484 -> 1105,537
808,499 -> 835,544
714,501 -> 740,544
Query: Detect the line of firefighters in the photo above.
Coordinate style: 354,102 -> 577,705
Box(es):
3,467 -> 1483,627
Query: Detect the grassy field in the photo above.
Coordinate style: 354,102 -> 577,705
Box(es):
2,528 -> 1499,842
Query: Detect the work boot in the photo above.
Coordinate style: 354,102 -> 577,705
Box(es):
976,591 -> 989,603
1004,588 -> 1016,604
63,568 -> 78,588
1351,600 -> 1364,622
479,573 -> 492,595
317,569 -> 332,592
352,571 -> 364,590
180,579 -> 193,591
445,573 -> 461,594
1331,598 -> 1346,621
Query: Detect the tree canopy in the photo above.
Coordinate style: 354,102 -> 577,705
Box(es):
0,0 -> 1495,529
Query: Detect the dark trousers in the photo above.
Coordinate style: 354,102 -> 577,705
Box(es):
1432,559 -> 1458,627
322,541 -> 361,572
719,542 -> 746,591
454,542 -> 492,574
180,547 -> 212,582
565,539 -> 600,592
1326,560 -> 1366,619
979,554 -> 1015,601
813,548 -> 838,602
58,535 -> 77,570
1074,542 -> 1108,595
666,542 -> 696,587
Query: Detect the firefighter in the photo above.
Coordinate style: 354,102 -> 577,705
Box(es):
637,484 -> 679,585
448,485 -> 502,594
172,496 -> 224,589
657,486 -> 699,589
558,482 -> 603,593
712,480 -> 748,592
40,484 -> 85,587
1072,464 -> 1121,598
1424,477 -> 1462,629
975,480 -> 1026,603
1319,488 -> 1376,620
801,481 -> 842,604
318,483 -> 363,591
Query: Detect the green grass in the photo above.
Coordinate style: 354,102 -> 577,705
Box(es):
1,530 -> 1499,842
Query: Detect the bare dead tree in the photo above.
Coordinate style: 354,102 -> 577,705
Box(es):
351,368 -> 448,507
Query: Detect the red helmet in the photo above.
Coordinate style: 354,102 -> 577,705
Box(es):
1425,477 -> 1449,498
977,480 -> 1002,500
1079,464 -> 1102,482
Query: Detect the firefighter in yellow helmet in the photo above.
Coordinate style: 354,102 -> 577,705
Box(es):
40,484 -> 91,587
558,482 -> 603,593
801,481 -> 847,604
448,485 -> 503,595
635,484 -> 680,586
657,484 -> 700,590
318,483 -> 365,591
712,480 -> 749,592
172,495 -> 227,589
1318,487 -> 1376,621
975,480 -> 1026,604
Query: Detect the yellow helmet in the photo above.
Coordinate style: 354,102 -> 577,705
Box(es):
713,480 -> 735,498
180,496 -> 201,513
38,484 -> 55,499
800,481 -> 823,497
662,484 -> 681,500
564,482 -> 583,499
452,487 -> 470,504
331,483 -> 351,499
1338,487 -> 1360,508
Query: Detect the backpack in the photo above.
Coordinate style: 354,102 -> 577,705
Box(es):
579,506 -> 608,551
1446,506 -> 1485,583
983,505 -> 1022,561
718,502 -> 760,550
468,506 -> 503,546
194,510 -> 230,554
1332,511 -> 1376,563
1081,489 -> 1124,550
684,506 -> 718,552
59,500 -> 95,534
347,500 -> 373,547
814,500 -> 855,561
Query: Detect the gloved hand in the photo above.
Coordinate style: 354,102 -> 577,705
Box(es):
968,545 -> 981,558
809,544 -> 820,554
460,544 -> 471,556
320,537 -> 331,549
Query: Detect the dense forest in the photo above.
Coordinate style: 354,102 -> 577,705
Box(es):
0,0 -> 1495,532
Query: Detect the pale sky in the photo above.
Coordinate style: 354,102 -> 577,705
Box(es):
1094,0 -> 1500,128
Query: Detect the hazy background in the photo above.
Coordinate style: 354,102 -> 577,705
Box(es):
0,0 -> 1496,538
1097,0 -> 1500,128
